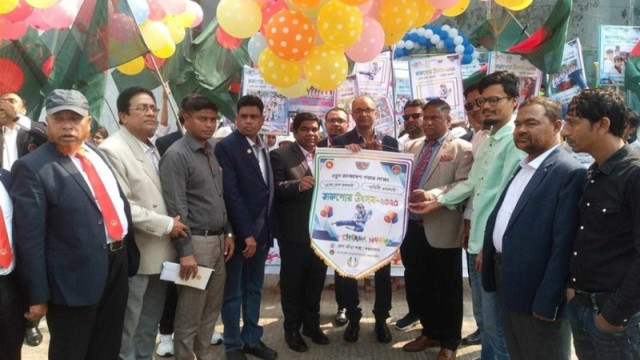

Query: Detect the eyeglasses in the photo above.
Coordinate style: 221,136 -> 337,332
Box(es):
474,96 -> 510,107
352,108 -> 376,116
129,105 -> 160,114
402,113 -> 422,121
464,102 -> 480,111
326,118 -> 347,125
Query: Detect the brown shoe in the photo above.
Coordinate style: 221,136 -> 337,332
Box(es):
402,335 -> 439,352
436,348 -> 457,360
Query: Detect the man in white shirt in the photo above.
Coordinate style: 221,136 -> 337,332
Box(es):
0,93 -> 47,171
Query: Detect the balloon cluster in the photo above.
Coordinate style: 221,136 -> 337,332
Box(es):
218,0 -> 473,95
383,210 -> 398,224
320,205 -> 334,217
393,24 -> 479,65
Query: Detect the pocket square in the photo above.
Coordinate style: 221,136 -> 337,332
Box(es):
440,154 -> 454,162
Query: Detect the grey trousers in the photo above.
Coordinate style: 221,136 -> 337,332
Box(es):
119,274 -> 167,360
174,234 -> 226,360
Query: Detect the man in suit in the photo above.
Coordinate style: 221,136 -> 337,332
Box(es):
318,107 -> 349,148
98,86 -> 188,360
0,93 -> 47,171
401,99 -> 473,360
331,95 -> 399,344
214,95 -> 277,360
397,99 -> 426,151
271,112 -> 328,353
482,97 -> 585,360
11,89 -> 139,360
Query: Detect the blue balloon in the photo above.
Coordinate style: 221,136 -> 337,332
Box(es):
394,49 -> 404,58
418,36 -> 429,46
409,33 -> 420,42
464,45 -> 474,54
439,31 -> 449,41
462,54 -> 472,64
444,37 -> 455,47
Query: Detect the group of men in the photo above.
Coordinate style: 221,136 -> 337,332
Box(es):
0,67 -> 639,360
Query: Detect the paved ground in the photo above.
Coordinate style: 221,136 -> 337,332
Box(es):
22,274 -> 574,359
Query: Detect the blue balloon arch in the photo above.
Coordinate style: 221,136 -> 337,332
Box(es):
393,24 -> 479,65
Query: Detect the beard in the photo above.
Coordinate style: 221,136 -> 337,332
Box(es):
483,118 -> 499,127
47,124 -> 90,156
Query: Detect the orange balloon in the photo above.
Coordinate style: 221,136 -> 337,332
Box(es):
290,0 -> 324,8
264,9 -> 316,62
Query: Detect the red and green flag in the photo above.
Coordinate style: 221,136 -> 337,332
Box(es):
625,41 -> 640,94
469,12 -> 527,52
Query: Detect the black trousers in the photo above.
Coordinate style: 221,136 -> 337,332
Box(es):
279,241 -> 327,333
47,248 -> 128,360
0,272 -> 26,360
335,263 -> 391,322
158,282 -> 177,335
401,220 -> 462,350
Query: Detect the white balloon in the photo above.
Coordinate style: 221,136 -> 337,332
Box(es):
417,27 -> 425,36
424,29 -> 433,39
441,24 -> 451,31
455,44 -> 465,54
430,34 -> 440,44
472,51 -> 480,59
471,59 -> 480,66
248,33 -> 267,63
397,40 -> 406,49
448,28 -> 459,37
454,35 -> 464,45
409,28 -> 418,34
435,41 -> 445,49
405,40 -> 414,50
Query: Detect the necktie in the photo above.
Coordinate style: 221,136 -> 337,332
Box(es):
75,148 -> 124,241
0,205 -> 11,268
410,141 -> 436,192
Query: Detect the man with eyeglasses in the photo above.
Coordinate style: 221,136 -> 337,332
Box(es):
397,99 -> 426,151
331,95 -> 399,344
410,71 -> 525,360
318,107 -> 349,148
99,86 -> 189,360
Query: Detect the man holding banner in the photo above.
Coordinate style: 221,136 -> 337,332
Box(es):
332,95 -> 399,344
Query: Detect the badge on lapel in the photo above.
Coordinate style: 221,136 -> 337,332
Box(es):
440,153 -> 454,162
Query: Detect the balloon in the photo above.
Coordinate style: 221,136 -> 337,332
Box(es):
108,13 -> 137,43
42,55 -> 54,76
151,42 -> 176,59
357,0 -> 373,14
173,6 -> 196,28
303,44 -> 348,91
117,56 -> 145,75
0,18 -> 28,40
289,0 -> 323,9
164,17 -> 186,44
40,0 -> 77,29
3,0 -> 33,22
455,44 -> 465,53
367,0 -> 382,17
25,0 -> 58,9
260,0 -> 287,35
248,33 -> 268,63
127,0 -> 149,24
496,0 -> 534,11
442,0 -> 470,16
275,77 -> 311,98
146,0 -> 166,21
159,0 -> 188,15
258,48 -> 302,87
345,16 -> 384,63
215,26 -> 242,49
317,0 -> 363,47
0,0 -> 19,15
144,54 -> 165,71
27,9 -> 52,30
0,58 -> 25,93
186,1 -> 203,28
341,0 -> 370,4
430,8 -> 442,22
217,0 -> 261,39
264,9 -> 316,62
428,0 -> 459,9
139,21 -> 175,58
415,0 -> 437,27
378,0 -> 419,46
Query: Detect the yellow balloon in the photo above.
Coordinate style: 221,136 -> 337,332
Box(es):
117,56 -> 145,75
276,78 -> 311,98
415,1 -> 437,27
140,21 -> 174,53
303,44 -> 348,91
496,0 -> 534,11
25,0 -> 58,9
258,48 -> 302,87
339,0 -> 369,5
442,0 -> 470,17
173,8 -> 196,28
164,17 -> 186,44
0,0 -> 18,15
317,0 -> 363,48
217,0 -> 261,39
378,0 -> 419,46
290,0 -> 324,9
285,0 -> 327,18
151,42 -> 176,59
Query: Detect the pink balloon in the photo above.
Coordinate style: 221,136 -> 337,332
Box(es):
147,0 -> 166,21
428,0 -> 458,9
187,1 -> 203,28
260,0 -> 287,35
430,8 -> 442,22
159,0 -> 187,15
2,0 -> 33,23
367,0 -> 382,18
345,16 -> 384,63
28,9 -> 52,30
0,18 -> 28,40
358,0 -> 373,14
40,0 -> 77,29
108,13 -> 138,43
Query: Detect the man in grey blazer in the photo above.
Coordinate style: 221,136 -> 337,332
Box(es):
99,87 -> 188,360
403,99 -> 473,360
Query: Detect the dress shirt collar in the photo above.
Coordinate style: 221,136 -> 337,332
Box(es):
184,132 -> 212,153
425,131 -> 449,146
490,115 -> 517,140
134,136 -> 156,153
246,135 -> 266,150
519,144 -> 559,170
297,142 -> 314,157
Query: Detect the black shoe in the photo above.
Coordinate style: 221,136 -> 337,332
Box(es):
226,349 -> 247,360
461,329 -> 481,346
334,308 -> 348,327
285,330 -> 308,352
302,327 -> 330,345
375,320 -> 392,343
343,321 -> 360,343
243,341 -> 278,360
24,326 -> 43,347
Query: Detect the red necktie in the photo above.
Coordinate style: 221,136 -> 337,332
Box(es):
75,148 -> 123,241
0,205 -> 11,268
410,141 -> 436,192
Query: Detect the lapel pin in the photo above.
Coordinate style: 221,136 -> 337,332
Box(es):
247,149 -> 252,154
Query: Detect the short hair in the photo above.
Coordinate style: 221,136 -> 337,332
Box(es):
325,107 -> 348,119
627,110 -> 640,129
614,56 -> 624,62
291,112 -> 319,132
116,86 -> 155,114
463,83 -> 479,98
182,95 -> 218,115
237,94 -> 264,114
519,97 -> 562,123
478,71 -> 520,98
403,99 -> 426,111
424,98 -> 451,115
606,49 -> 614,54
567,88 -> 628,137
94,126 -> 109,138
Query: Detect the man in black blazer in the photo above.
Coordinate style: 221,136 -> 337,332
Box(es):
11,89 -> 138,360
332,95 -> 399,344
0,94 -> 47,170
318,107 -> 349,148
482,97 -> 585,359
271,112 -> 328,353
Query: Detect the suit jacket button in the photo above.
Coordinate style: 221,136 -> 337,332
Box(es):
98,219 -> 103,225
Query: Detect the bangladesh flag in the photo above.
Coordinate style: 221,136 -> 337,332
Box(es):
625,41 -> 640,94
469,12 -> 527,52
508,0 -> 572,74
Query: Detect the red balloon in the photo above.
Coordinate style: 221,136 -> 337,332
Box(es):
0,58 -> 25,93
2,0 -> 33,22
41,55 -> 54,77
144,53 -> 165,71
0,18 -> 28,40
215,26 -> 242,49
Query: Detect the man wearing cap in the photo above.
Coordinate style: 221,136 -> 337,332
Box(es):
11,89 -> 139,360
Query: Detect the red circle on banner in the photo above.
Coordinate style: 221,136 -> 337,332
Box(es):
42,55 -> 54,77
0,58 -> 25,93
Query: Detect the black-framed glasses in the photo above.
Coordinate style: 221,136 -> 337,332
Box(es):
464,102 -> 479,111
129,105 -> 160,114
474,96 -> 510,107
402,113 -> 422,121
326,118 -> 347,125
352,108 -> 376,116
